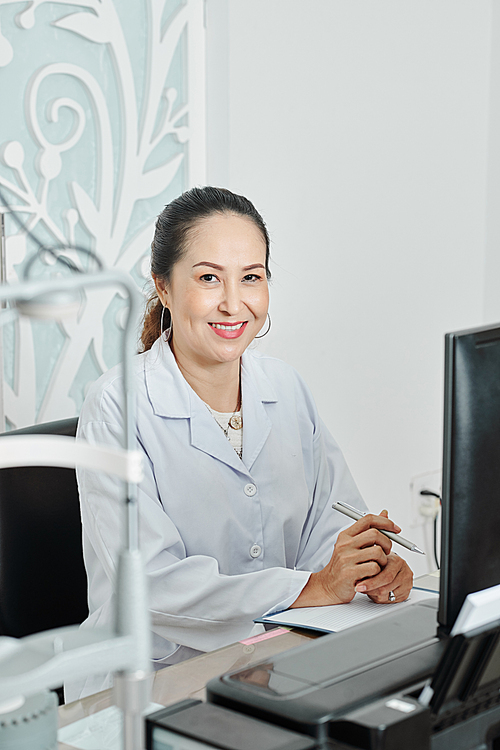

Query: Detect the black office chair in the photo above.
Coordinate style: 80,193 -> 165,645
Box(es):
0,417 -> 88,639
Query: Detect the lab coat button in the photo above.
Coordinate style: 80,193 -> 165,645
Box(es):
250,544 -> 262,558
244,483 -> 257,497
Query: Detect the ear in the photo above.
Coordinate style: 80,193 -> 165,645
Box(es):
153,275 -> 169,306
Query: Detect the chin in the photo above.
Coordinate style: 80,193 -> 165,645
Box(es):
212,339 -> 249,362
216,346 -> 246,363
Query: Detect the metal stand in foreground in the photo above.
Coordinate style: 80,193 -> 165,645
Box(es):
0,269 -> 151,749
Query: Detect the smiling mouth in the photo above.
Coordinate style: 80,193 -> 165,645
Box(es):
209,322 -> 245,331
208,321 -> 248,339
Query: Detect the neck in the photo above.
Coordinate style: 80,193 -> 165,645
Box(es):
171,345 -> 241,413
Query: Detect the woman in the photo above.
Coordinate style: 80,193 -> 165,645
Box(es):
71,186 -> 412,699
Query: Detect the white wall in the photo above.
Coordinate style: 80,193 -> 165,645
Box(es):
485,1 -> 500,323
206,0 -> 493,574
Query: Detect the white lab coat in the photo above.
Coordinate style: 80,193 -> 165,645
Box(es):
66,338 -> 366,700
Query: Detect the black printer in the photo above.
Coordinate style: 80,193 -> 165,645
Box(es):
206,599 -> 441,749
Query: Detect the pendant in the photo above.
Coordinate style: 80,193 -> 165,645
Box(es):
229,414 -> 243,430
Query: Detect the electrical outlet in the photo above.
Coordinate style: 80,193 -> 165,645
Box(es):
409,469 -> 442,528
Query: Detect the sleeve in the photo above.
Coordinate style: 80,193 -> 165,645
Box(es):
77,385 -> 311,655
259,416 -> 367,616
294,416 -> 368,575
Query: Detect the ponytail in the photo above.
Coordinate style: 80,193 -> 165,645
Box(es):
140,293 -> 167,353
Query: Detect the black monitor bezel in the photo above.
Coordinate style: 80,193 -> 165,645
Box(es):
439,322 -> 500,634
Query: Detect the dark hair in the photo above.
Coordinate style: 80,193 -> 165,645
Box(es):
140,186 -> 271,352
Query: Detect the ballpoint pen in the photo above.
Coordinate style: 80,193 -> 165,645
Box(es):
332,500 -> 425,555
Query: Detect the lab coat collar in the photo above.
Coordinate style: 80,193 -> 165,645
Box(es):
144,338 -> 192,418
144,339 -> 278,472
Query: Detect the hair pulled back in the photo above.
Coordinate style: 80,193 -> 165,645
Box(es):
140,186 -> 271,352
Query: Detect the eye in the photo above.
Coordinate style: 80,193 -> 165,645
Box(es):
243,273 -> 262,282
200,273 -> 218,282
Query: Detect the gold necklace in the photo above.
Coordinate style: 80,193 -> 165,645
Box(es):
228,390 -> 242,431
205,385 -> 242,436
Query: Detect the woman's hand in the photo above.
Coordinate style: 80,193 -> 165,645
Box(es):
356,510 -> 413,603
357,552 -> 413,603
290,511 -> 402,608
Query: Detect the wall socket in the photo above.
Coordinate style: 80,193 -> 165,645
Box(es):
409,469 -> 442,528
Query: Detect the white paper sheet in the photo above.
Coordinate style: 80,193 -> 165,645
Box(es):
256,588 -> 438,633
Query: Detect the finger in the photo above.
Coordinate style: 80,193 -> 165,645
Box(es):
360,558 -> 413,598
363,579 -> 403,600
355,558 -> 402,593
351,544 -> 388,568
343,513 -> 401,538
353,527 -> 393,555
368,576 -> 412,603
353,560 -> 383,581
367,587 -> 407,604
380,509 -> 389,518
334,533 -> 390,565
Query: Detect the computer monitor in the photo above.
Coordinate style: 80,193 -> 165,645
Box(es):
438,323 -> 500,634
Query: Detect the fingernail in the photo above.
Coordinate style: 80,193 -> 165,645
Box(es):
394,525 -> 401,533
356,584 -> 367,592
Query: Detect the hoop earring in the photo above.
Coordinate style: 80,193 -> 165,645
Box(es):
255,313 -> 271,339
160,305 -> 172,342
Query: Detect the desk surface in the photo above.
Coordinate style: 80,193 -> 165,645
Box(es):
58,573 -> 440,749
58,628 -> 317,749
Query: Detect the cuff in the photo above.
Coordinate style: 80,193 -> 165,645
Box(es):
262,570 -> 312,616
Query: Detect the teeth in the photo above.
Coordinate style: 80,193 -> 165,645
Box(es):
211,322 -> 244,330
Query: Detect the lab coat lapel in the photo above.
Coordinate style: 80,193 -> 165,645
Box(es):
188,394 -> 245,473
240,351 -> 276,472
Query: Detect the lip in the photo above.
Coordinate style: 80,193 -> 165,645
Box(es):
208,321 -> 248,339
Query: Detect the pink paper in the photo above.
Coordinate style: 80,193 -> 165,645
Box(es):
239,627 -> 289,645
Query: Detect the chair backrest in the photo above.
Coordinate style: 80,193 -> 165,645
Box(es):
0,417 -> 88,637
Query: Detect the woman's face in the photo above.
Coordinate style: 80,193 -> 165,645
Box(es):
154,212 -> 269,369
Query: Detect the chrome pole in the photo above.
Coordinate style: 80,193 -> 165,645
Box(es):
0,213 -> 6,292
0,270 -> 151,748
0,213 -> 6,431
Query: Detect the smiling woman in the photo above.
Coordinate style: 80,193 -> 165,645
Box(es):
153,211 -> 269,411
67,186 -> 413,701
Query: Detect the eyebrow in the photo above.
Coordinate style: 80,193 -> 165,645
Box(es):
192,262 -> 266,271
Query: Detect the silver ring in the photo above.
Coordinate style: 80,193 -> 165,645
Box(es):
388,590 -> 396,603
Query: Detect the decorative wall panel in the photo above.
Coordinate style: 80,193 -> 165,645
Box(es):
0,0 -> 205,429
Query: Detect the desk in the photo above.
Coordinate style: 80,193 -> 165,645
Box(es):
58,628 -> 318,749
58,573 -> 440,749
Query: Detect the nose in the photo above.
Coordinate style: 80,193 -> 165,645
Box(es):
218,279 -> 242,317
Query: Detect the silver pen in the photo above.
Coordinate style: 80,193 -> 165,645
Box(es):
332,500 -> 425,555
